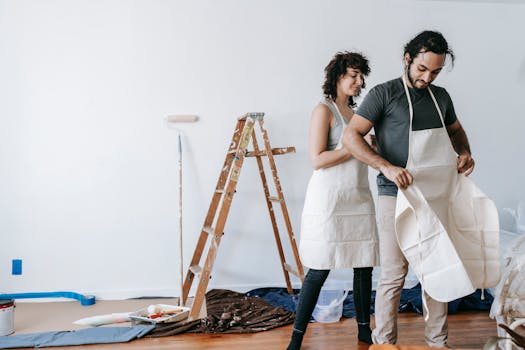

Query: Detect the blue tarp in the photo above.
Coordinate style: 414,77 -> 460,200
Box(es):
0,325 -> 155,349
246,283 -> 493,318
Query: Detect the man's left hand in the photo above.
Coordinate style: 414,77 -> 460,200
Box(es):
457,153 -> 475,176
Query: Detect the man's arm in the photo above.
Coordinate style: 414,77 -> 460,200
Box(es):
446,120 -> 475,175
342,114 -> 413,189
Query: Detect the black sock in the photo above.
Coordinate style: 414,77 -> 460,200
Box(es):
357,324 -> 373,344
287,329 -> 304,350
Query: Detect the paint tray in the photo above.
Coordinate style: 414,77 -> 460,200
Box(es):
129,304 -> 190,324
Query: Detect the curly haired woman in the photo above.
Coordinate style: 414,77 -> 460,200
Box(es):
287,52 -> 379,349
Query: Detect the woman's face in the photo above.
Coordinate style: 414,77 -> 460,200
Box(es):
336,67 -> 364,97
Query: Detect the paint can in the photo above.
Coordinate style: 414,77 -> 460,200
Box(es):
0,299 -> 15,336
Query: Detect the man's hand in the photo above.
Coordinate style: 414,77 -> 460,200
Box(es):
381,165 -> 414,189
457,153 -> 475,176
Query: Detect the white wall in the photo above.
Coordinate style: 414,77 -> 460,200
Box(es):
1,0 -> 524,299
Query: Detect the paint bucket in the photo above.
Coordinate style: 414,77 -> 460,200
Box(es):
0,299 -> 15,336
312,280 -> 349,323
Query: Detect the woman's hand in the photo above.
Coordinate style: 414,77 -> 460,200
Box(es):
364,134 -> 377,152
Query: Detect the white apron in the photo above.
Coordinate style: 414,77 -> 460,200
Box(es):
299,101 -> 379,269
394,76 -> 500,302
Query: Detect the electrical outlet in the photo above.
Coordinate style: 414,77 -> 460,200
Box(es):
12,259 -> 22,275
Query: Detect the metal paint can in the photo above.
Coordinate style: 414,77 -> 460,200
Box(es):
0,299 -> 14,336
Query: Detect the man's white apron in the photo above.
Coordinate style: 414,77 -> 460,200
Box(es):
300,101 -> 379,270
394,76 -> 500,302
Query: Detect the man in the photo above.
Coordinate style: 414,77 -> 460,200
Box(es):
342,30 -> 475,347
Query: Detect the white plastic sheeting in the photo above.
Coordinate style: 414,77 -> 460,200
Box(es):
490,204 -> 525,350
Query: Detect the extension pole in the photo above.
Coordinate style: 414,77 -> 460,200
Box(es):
178,132 -> 184,306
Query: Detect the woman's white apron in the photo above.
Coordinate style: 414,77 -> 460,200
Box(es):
300,101 -> 379,269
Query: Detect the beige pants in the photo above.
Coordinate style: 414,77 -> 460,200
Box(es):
372,196 -> 448,347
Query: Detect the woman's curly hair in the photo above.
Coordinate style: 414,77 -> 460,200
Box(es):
322,51 -> 371,107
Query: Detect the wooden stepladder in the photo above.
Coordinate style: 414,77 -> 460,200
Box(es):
181,112 -> 305,320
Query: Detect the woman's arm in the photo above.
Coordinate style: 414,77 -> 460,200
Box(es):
343,114 -> 413,189
309,103 -> 352,170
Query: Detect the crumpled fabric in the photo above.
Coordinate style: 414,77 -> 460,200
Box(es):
148,289 -> 294,337
247,286 -> 364,318
398,284 -> 493,315
148,285 -> 493,338
245,287 -> 299,312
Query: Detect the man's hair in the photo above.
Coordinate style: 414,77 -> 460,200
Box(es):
322,51 -> 371,108
404,30 -> 455,66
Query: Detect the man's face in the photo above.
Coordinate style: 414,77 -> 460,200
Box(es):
405,51 -> 446,90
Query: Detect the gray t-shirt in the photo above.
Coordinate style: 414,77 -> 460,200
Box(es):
356,77 -> 458,196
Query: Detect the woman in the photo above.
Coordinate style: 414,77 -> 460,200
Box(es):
287,52 -> 379,350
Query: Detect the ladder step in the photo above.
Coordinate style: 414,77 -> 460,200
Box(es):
245,147 -> 296,157
189,264 -> 202,276
284,263 -> 303,279
238,112 -> 264,121
268,196 -> 283,203
202,226 -> 215,235
215,189 -> 236,195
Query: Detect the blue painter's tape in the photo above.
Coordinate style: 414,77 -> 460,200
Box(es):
0,292 -> 96,306
12,259 -> 22,275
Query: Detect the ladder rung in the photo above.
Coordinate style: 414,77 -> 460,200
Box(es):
202,226 -> 215,235
238,112 -> 264,121
189,264 -> 202,276
268,196 -> 283,203
274,146 -> 296,155
215,189 -> 224,194
245,147 -> 296,157
245,150 -> 265,157
284,263 -> 302,279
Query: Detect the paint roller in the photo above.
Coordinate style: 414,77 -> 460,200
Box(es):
166,115 -> 199,123
166,114 -> 198,306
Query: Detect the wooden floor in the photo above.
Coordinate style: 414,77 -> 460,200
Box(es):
9,299 -> 498,350
130,311 -> 496,350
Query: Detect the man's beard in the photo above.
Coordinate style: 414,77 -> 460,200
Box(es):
407,64 -> 427,90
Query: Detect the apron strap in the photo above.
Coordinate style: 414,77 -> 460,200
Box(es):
401,75 -> 447,313
401,75 -> 446,168
328,99 -> 349,150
